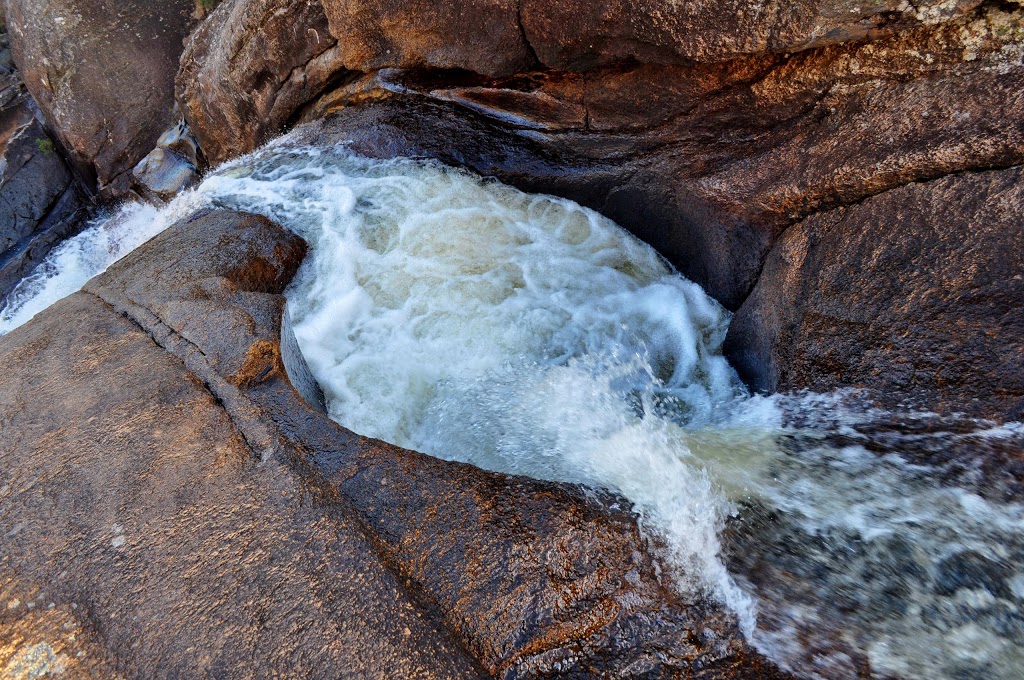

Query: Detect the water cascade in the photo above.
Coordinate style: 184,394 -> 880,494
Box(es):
3,140 -> 1023,679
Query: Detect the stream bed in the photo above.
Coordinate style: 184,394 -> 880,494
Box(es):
3,141 -> 1023,679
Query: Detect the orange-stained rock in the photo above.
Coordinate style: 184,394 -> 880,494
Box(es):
0,210 -> 792,678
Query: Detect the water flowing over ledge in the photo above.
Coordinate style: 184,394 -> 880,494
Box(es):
2,139 -> 1023,680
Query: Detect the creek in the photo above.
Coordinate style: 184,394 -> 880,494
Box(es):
3,140 -> 1022,679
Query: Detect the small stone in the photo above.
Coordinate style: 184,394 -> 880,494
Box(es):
132,147 -> 197,202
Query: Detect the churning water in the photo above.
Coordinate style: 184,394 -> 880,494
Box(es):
2,140 -> 1023,679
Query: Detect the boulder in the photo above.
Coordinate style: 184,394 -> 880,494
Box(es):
3,0 -> 196,196
724,166 -> 1024,421
0,209 -> 791,678
177,0 -> 351,163
131,147 -> 197,201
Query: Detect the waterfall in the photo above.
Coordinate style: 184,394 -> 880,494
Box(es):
3,138 -> 1023,680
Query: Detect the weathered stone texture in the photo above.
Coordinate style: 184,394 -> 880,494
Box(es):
3,0 -> 195,196
725,166 -> 1024,420
178,2 -> 1024,313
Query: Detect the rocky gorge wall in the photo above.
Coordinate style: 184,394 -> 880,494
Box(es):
0,209 -> 791,678
0,0 -> 1023,676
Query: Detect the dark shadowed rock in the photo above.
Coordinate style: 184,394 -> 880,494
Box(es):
934,550 -> 1014,599
3,0 -> 196,196
0,111 -> 85,302
725,166 -> 1024,421
0,23 -> 86,303
0,209 -> 791,678
0,120 -> 71,253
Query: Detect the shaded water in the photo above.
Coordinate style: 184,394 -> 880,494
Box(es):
2,141 -> 1022,679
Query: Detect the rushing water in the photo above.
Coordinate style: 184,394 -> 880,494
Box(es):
2,141 -> 1023,680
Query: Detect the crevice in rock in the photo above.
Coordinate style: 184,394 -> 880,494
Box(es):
281,62 -> 363,132
81,288 -> 281,463
78,286 -> 497,676
515,0 -> 543,71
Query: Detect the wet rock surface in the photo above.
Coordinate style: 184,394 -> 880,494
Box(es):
0,0 -> 1013,418
180,1 -> 1024,307
726,167 -> 1024,421
0,27 -> 85,302
176,0 -> 1024,419
0,209 -> 791,678
131,147 -> 197,202
3,0 -> 196,196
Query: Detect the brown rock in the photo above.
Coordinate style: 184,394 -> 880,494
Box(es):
322,0 -> 536,77
0,209 -> 791,678
520,0 -> 984,67
175,0 -> 1024,416
4,0 -> 195,196
177,0 -> 351,164
0,294 -> 485,679
725,166 -> 1024,421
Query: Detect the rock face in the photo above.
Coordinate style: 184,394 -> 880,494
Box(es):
0,27 -> 85,302
519,0 -> 984,66
0,209 -> 790,678
725,166 -> 1024,421
3,0 -> 196,196
0,119 -> 83,297
178,4 -> 1024,306
176,0 -> 1024,419
177,0 -> 349,164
